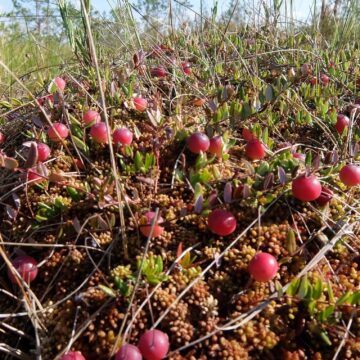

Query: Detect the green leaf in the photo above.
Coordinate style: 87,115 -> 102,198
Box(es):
336,290 -> 353,305
144,153 -> 155,172
73,136 -> 89,152
327,281 -> 335,303
313,278 -> 323,300
319,330 -> 332,346
67,186 -> 81,201
265,85 -> 275,102
98,284 -> 116,297
305,152 -> 312,167
349,290 -> 360,305
318,305 -> 334,322
297,275 -> 310,299
134,151 -> 144,171
286,228 -> 297,254
308,300 -> 317,315
286,278 -> 300,296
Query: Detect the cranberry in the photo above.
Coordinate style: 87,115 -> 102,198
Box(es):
309,77 -> 317,86
316,186 -> 333,206
208,209 -> 237,236
138,329 -> 169,360
181,62 -> 191,75
48,123 -> 69,142
115,344 -> 142,360
208,136 -> 223,156
133,97 -> 148,112
54,77 -> 66,92
140,212 -> 164,238
292,174 -> 322,201
113,128 -> 133,146
7,255 -> 38,283
242,128 -> 256,141
150,67 -> 167,78
339,164 -> 360,187
37,143 -> 51,162
0,131 -> 6,145
248,252 -> 279,282
60,351 -> 86,360
245,139 -> 266,160
90,122 -> 108,144
301,63 -> 311,75
335,114 -> 350,134
83,110 -> 101,126
187,132 -> 210,154
292,152 -> 305,161
27,169 -> 45,185
320,73 -> 330,86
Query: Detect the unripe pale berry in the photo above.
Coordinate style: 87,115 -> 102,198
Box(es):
245,139 -> 266,160
54,77 -> 66,92
138,329 -> 169,360
7,255 -> 38,283
60,352 -> 86,360
37,143 -> 51,162
83,110 -> 101,126
113,128 -> 133,146
248,252 -> 279,282
339,164 -> 360,187
335,114 -> 349,134
187,132 -> 210,154
208,136 -> 223,156
115,344 -> 142,360
48,123 -> 69,142
133,97 -> 148,112
90,122 -> 108,144
140,212 -> 164,238
208,209 -> 237,236
292,174 -> 322,201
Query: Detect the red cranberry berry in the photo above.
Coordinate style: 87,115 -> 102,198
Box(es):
113,128 -> 133,146
292,174 -> 322,201
140,212 -> 164,238
83,110 -> 101,126
245,139 -> 266,160
115,344 -> 142,360
208,136 -> 223,156
248,252 -> 279,282
208,209 -> 237,236
90,122 -> 108,144
320,73 -> 330,86
150,67 -> 167,78
181,62 -> 191,75
187,132 -> 210,154
60,352 -> 86,360
37,143 -> 51,162
138,329 -> 169,360
133,97 -> 148,112
0,131 -> 6,145
7,255 -> 38,283
339,164 -> 360,187
48,123 -> 69,142
335,114 -> 350,134
242,128 -> 256,141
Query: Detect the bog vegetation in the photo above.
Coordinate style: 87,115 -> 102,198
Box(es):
0,0 -> 359,359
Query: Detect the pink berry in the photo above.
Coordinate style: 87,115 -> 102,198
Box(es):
37,143 -> 51,162
140,212 -> 164,238
187,132 -> 210,154
320,73 -> 330,86
83,110 -> 101,126
316,186 -> 333,206
60,351 -> 86,360
7,255 -> 38,283
115,344 -> 142,360
113,128 -> 133,146
181,62 -> 191,75
27,169 -> 46,185
292,152 -> 305,161
248,252 -> 279,282
242,128 -> 256,141
90,122 -> 108,144
292,174 -> 322,201
339,164 -> 360,187
208,136 -> 223,156
208,209 -> 237,236
335,114 -> 349,134
0,131 -> 5,145
245,139 -> 266,160
48,123 -> 69,142
133,97 -> 148,112
138,329 -> 169,360
150,67 -> 167,78
54,77 -> 66,92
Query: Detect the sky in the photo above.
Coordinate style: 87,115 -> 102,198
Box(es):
0,0 -> 315,21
